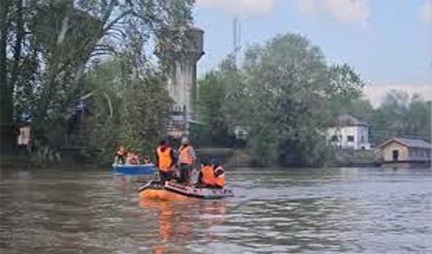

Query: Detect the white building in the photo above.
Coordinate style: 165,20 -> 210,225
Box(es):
327,114 -> 371,150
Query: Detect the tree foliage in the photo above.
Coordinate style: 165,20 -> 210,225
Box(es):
197,56 -> 239,146
120,73 -> 172,157
370,90 -> 431,143
199,34 -> 340,166
1,0 -> 195,163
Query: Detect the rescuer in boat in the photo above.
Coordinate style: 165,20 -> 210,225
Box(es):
178,137 -> 196,184
155,140 -> 177,183
196,158 -> 225,189
114,145 -> 126,164
212,159 -> 226,189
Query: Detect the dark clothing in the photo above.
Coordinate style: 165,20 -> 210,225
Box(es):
114,154 -> 125,164
159,170 -> 173,184
178,164 -> 192,184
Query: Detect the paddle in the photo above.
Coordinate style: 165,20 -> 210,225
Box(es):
138,179 -> 154,192
137,166 -> 160,192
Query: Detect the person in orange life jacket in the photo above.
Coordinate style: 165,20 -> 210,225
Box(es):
178,137 -> 196,184
114,145 -> 126,164
126,151 -> 140,165
155,140 -> 177,184
211,159 -> 225,189
196,157 -> 217,188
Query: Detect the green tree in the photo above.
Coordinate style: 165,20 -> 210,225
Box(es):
2,0 -> 194,158
326,63 -> 366,121
370,90 -> 431,143
230,34 -> 332,166
120,73 -> 173,158
0,0 -> 25,151
197,56 -> 240,146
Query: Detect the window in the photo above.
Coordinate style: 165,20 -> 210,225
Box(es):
361,135 -> 364,142
347,136 -> 354,142
331,135 -> 338,141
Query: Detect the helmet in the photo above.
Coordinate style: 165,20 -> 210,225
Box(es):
200,157 -> 211,166
181,137 -> 189,144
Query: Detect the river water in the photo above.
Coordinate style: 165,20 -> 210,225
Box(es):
0,167 -> 431,253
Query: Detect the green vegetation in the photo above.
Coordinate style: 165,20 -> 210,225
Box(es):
197,34 -> 431,167
1,1 -> 429,167
370,90 -> 431,143
1,0 -> 193,165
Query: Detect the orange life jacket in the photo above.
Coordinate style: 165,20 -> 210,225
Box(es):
200,165 -> 216,186
179,145 -> 194,165
157,146 -> 172,172
214,166 -> 225,188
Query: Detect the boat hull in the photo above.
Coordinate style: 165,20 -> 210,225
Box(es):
112,164 -> 155,176
138,181 -> 233,201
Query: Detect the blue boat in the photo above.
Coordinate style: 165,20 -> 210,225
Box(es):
112,164 -> 156,176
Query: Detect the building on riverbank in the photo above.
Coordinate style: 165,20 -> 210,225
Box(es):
327,114 -> 371,150
378,137 -> 431,168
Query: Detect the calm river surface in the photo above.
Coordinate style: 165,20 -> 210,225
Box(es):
1,167 -> 431,253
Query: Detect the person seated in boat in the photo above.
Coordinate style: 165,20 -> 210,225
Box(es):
143,155 -> 154,166
114,145 -> 126,164
155,139 -> 177,183
178,136 -> 196,184
196,158 -> 218,188
212,159 -> 225,189
126,151 -> 140,165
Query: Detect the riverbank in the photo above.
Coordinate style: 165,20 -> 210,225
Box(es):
1,147 -> 381,170
196,148 -> 253,168
327,149 -> 381,167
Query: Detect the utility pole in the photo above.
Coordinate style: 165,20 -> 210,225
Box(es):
233,16 -> 241,65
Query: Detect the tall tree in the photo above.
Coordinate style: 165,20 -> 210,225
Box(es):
2,0 -> 194,154
326,63 -> 365,120
229,34 -> 332,166
1,0 -> 24,151
370,90 -> 431,143
197,55 -> 240,146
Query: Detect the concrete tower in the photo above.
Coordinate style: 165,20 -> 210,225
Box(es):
157,26 -> 204,138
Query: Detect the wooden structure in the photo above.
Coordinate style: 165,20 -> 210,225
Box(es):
378,137 -> 431,168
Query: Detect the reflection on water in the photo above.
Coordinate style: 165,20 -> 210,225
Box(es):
1,167 -> 431,253
139,199 -> 227,253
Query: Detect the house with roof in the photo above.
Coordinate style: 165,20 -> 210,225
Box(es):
327,114 -> 371,150
378,137 -> 431,168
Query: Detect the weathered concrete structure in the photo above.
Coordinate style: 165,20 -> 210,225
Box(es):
159,26 -> 204,138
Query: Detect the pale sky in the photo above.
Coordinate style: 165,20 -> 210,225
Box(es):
193,0 -> 432,106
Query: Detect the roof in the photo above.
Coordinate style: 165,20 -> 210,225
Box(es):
329,113 -> 367,127
378,137 -> 432,149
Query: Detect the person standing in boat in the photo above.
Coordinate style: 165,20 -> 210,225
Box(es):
155,140 -> 177,183
178,137 -> 196,184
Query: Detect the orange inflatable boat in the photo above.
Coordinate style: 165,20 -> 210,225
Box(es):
138,180 -> 234,201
